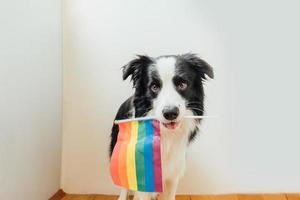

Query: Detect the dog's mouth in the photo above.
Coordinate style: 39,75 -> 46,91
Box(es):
162,121 -> 179,130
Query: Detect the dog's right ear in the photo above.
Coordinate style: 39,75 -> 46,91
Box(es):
122,55 -> 153,86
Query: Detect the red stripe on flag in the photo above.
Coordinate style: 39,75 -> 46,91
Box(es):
110,137 -> 121,185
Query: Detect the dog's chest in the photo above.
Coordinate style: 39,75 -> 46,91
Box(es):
160,130 -> 188,181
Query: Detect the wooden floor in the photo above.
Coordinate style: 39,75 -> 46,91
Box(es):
61,194 -> 300,200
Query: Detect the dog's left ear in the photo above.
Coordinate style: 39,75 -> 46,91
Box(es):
181,53 -> 214,79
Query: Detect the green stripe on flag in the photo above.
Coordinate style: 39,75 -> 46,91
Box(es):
135,120 -> 146,191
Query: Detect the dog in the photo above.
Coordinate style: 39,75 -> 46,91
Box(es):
109,53 -> 214,200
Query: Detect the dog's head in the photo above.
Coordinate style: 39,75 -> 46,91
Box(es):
123,53 -> 213,131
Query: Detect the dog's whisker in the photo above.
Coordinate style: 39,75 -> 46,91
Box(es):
186,103 -> 203,107
186,107 -> 204,112
186,105 -> 204,110
186,102 -> 203,106
186,101 -> 202,104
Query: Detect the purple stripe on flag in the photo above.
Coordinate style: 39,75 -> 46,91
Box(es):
152,119 -> 163,192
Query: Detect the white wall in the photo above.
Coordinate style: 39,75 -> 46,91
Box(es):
62,0 -> 300,194
0,0 -> 62,199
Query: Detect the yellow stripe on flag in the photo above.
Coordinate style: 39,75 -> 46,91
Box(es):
126,121 -> 138,190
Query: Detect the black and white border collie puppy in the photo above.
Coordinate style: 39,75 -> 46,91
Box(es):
110,53 -> 214,200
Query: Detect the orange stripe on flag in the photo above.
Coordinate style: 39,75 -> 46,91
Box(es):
118,122 -> 131,188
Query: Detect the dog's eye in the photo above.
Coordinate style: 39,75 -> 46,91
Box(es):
177,82 -> 188,91
150,84 -> 160,93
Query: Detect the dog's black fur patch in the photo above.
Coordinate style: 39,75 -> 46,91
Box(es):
109,54 -> 213,157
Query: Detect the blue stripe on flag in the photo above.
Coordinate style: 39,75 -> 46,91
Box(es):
144,119 -> 155,191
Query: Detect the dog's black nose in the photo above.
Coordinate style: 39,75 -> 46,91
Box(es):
162,106 -> 179,120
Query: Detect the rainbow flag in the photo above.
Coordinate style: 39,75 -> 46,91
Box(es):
110,119 -> 163,192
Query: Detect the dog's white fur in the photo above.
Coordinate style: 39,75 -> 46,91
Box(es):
118,57 -> 197,200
